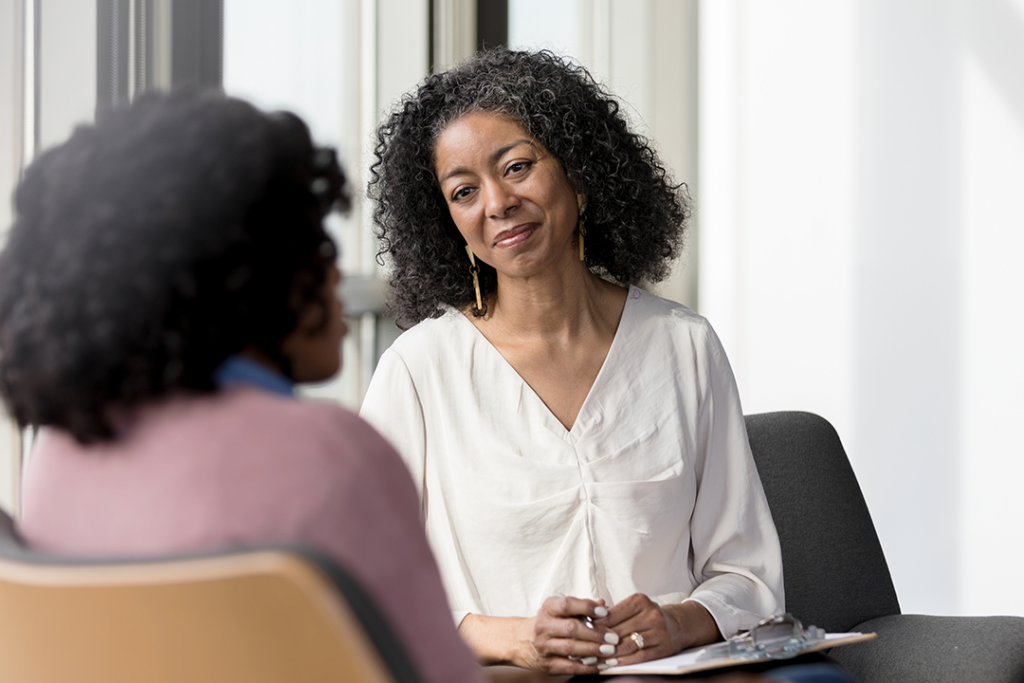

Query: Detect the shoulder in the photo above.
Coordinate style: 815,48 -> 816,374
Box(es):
373,308 -> 480,382
625,285 -> 719,348
230,391 -> 421,505
386,309 -> 467,357
208,388 -> 400,465
618,287 -> 735,391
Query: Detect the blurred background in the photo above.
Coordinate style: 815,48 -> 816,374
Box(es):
0,0 -> 1021,620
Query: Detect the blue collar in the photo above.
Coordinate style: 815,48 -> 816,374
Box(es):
213,355 -> 294,397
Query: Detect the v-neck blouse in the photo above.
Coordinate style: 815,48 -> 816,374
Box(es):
359,286 -> 783,638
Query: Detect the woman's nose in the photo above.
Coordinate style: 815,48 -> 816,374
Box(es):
483,180 -> 519,218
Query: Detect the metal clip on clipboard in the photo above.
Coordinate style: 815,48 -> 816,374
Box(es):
698,613 -> 826,663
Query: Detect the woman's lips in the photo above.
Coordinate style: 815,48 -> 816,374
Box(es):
493,223 -> 537,248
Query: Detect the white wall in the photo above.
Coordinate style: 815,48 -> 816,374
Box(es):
0,0 -> 97,516
0,0 -> 19,239
38,0 -> 95,151
956,0 -> 1024,616
0,1 -> 20,515
509,0 -> 700,309
700,0 -> 1024,617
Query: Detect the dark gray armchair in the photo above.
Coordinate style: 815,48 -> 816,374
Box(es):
745,411 -> 1024,683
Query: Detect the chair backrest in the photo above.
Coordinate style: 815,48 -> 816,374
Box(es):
0,508 -> 424,683
745,411 -> 901,633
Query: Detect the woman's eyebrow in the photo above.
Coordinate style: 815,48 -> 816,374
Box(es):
490,139 -> 534,165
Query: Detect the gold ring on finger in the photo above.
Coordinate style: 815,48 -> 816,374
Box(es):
630,631 -> 645,650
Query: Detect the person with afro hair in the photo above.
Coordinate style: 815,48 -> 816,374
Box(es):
0,90 -> 489,683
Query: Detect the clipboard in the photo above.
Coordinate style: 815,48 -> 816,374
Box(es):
601,613 -> 877,676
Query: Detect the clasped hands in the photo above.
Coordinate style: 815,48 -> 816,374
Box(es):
514,593 -> 718,675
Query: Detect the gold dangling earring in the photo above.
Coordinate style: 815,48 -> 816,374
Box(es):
466,245 -> 487,316
577,194 -> 588,261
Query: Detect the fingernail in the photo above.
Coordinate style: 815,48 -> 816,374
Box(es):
597,663 -> 609,671
604,632 -> 620,645
594,606 -> 609,617
600,644 -> 615,655
581,656 -> 598,665
607,658 -> 619,666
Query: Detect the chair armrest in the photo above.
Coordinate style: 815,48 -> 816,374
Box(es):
828,614 -> 1024,683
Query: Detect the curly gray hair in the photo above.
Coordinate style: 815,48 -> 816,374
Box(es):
369,49 -> 690,328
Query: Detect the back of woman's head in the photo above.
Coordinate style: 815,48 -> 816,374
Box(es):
0,89 -> 349,443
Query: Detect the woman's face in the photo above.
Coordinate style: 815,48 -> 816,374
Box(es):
434,111 -> 579,280
280,265 -> 347,384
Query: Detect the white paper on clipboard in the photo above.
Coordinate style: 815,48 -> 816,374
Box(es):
602,628 -> 876,676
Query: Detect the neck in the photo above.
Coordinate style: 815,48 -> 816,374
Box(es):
484,261 -> 625,342
238,344 -> 285,376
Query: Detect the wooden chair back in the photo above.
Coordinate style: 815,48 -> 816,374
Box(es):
0,509 -> 420,683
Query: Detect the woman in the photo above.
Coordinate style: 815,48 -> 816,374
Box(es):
0,90 -> 487,683
361,50 -> 786,676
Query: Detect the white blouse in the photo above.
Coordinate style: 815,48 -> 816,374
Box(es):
360,286 -> 784,638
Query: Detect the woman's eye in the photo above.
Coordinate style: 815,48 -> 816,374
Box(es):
506,161 -> 531,175
452,187 -> 474,201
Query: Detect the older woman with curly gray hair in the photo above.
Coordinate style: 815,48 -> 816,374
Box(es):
361,50 -> 785,676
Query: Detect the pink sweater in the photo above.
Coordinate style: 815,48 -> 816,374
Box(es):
18,386 -> 484,683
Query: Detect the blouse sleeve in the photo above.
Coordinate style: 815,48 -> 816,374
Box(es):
359,347 -> 472,628
684,320 -> 785,638
360,348 -> 428,508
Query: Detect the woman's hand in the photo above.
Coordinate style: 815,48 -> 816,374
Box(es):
602,594 -> 721,666
460,595 -> 620,675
